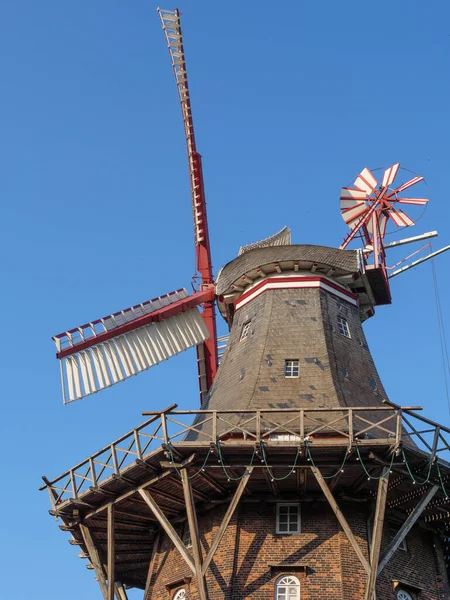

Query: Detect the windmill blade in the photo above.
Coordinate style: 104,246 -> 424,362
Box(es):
381,163 -> 400,188
340,187 -> 367,202
388,208 -> 415,228
53,288 -> 213,403
388,175 -> 424,196
354,167 -> 378,195
367,213 -> 388,238
396,197 -> 429,206
341,204 -> 369,229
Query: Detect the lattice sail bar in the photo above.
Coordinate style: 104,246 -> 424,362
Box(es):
53,289 -> 189,353
57,308 -> 209,403
158,8 -> 206,247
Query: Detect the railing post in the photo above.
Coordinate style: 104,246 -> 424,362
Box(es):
161,412 -> 169,445
212,411 -> 217,442
70,469 -> 78,499
396,409 -> 403,447
431,426 -> 441,463
348,409 -> 353,444
300,409 -> 305,442
134,430 -> 143,460
89,457 -> 97,488
256,410 -> 261,444
111,444 -> 119,475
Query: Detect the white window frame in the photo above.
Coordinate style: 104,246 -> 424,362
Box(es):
337,316 -> 351,338
389,526 -> 407,552
173,589 -> 186,600
284,360 -> 299,378
396,590 -> 413,600
240,320 -> 251,341
275,574 -> 300,600
182,523 -> 192,548
276,503 -> 301,535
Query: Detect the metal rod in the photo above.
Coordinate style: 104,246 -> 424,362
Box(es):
384,230 -> 438,249
389,245 -> 450,278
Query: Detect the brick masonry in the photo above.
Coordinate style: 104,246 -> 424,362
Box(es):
147,501 -> 449,599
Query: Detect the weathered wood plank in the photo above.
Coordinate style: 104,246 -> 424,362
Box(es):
79,524 -> 108,600
138,489 -> 195,574
364,473 -> 389,600
144,533 -> 160,600
311,466 -> 370,575
181,470 -> 208,600
107,504 -> 115,600
377,485 -> 439,575
202,467 -> 253,576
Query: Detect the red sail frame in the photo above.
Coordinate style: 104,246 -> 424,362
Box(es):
158,8 -> 218,403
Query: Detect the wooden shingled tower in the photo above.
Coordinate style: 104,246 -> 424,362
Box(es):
42,8 -> 450,600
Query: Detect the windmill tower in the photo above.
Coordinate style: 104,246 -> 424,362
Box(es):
41,8 -> 450,600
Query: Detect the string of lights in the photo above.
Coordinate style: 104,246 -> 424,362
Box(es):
166,440 -> 450,497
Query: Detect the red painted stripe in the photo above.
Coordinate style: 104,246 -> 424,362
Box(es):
234,276 -> 357,307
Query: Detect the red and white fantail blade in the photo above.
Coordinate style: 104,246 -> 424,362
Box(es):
341,204 -> 369,229
367,213 -> 388,238
388,176 -> 424,196
388,208 -> 415,227
381,163 -> 400,187
381,163 -> 400,188
354,168 -> 378,195
340,188 -> 367,211
395,197 -> 429,206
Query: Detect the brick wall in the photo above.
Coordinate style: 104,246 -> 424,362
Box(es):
146,500 -> 449,599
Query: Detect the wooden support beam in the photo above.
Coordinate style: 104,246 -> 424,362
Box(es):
144,533 -> 160,600
202,467 -> 253,576
115,582 -> 128,600
107,504 -> 115,600
364,473 -> 389,600
83,455 -> 195,520
181,470 -> 208,600
310,466 -> 370,575
352,468 -> 378,494
169,474 -> 209,502
197,470 -> 226,494
138,489 -> 195,574
378,485 -> 439,575
79,524 -> 108,600
263,468 -> 279,495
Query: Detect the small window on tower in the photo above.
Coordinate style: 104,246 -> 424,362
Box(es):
389,526 -> 407,552
182,523 -> 192,548
240,321 -> 251,341
337,316 -> 351,338
284,360 -> 299,378
276,503 -> 301,534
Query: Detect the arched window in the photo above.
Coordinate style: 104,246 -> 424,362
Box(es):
275,575 -> 300,600
397,591 -> 413,600
173,590 -> 186,600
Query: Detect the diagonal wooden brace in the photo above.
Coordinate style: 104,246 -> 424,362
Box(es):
311,466 -> 370,575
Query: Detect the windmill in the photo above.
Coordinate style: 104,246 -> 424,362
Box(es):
41,8 -> 450,600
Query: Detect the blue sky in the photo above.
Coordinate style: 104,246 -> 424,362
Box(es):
1,1 -> 450,598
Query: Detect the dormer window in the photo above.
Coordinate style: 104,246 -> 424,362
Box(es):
337,316 -> 351,338
240,321 -> 251,341
284,360 -> 299,378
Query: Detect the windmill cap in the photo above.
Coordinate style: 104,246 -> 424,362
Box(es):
215,244 -> 381,321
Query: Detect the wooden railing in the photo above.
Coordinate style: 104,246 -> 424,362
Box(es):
40,403 -> 450,508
